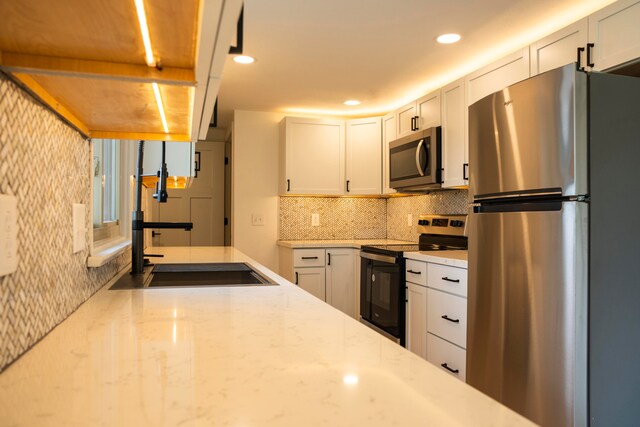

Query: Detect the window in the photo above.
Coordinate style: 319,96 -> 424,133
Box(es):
88,139 -> 134,267
92,139 -> 120,242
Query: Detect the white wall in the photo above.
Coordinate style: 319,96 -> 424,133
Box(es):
232,110 -> 284,272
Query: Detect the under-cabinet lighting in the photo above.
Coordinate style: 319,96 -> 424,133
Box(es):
344,100 -> 361,106
436,33 -> 461,44
134,0 -> 156,67
152,82 -> 169,134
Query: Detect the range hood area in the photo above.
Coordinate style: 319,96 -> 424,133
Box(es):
0,0 -> 242,142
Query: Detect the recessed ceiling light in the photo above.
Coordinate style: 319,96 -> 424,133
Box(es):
233,55 -> 255,64
436,33 -> 462,44
344,100 -> 361,106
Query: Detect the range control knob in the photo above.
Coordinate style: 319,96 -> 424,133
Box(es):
418,219 -> 430,226
450,220 -> 464,227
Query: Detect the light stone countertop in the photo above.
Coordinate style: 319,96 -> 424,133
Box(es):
404,250 -> 468,268
0,246 -> 533,426
277,239 -> 415,248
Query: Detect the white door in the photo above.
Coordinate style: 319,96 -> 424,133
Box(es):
346,117 -> 382,195
415,90 -> 441,130
295,267 -> 326,300
326,249 -> 355,318
466,48 -> 531,106
395,101 -> 417,138
150,141 -> 225,247
406,282 -> 427,359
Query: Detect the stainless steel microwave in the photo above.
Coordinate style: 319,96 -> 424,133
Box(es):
389,127 -> 442,192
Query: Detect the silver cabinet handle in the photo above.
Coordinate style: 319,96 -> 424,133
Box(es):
415,139 -> 425,176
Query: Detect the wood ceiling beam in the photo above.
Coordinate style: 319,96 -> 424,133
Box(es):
90,131 -> 191,142
12,73 -> 90,137
0,52 -> 195,86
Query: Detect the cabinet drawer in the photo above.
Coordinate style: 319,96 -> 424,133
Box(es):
405,259 -> 427,286
427,263 -> 467,297
293,249 -> 326,267
427,288 -> 467,348
426,333 -> 466,381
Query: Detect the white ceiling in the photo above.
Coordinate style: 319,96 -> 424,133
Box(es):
215,0 -> 615,128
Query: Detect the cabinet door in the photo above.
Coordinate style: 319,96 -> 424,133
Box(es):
395,101 -> 417,138
466,48 -> 531,106
441,78 -> 468,188
530,19 -> 588,75
589,0 -> 640,71
326,249 -> 356,318
294,267 -> 326,301
281,117 -> 345,195
143,141 -> 194,177
346,117 -> 382,195
426,333 -> 466,381
415,90 -> 441,130
406,282 -> 427,359
382,113 -> 397,195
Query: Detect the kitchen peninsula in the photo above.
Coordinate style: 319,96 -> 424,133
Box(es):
0,247 -> 534,426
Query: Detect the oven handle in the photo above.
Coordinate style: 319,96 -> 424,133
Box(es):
415,139 -> 425,176
360,251 -> 397,264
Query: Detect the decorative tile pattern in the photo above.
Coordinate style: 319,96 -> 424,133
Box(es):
279,197 -> 386,240
278,190 -> 468,242
386,190 -> 469,242
0,74 -> 129,372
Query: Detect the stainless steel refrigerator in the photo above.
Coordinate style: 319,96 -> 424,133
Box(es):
467,63 -> 640,426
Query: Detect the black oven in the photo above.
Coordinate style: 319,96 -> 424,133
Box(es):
389,127 -> 441,192
360,251 -> 406,346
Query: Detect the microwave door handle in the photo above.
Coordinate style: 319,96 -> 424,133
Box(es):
415,139 -> 425,176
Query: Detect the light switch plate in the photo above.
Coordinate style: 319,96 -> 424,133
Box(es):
251,214 -> 264,226
0,194 -> 18,276
72,203 -> 86,253
311,213 -> 320,227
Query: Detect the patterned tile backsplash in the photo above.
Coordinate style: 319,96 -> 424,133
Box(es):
278,190 -> 468,241
0,74 -> 129,372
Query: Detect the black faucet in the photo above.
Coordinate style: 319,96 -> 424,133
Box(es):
131,141 -> 193,274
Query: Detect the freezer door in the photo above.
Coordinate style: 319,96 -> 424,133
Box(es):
468,64 -> 587,200
467,201 -> 588,427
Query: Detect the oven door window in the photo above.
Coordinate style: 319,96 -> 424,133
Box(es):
361,257 -> 400,336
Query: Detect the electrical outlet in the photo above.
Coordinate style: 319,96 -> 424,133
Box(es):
0,194 -> 18,276
407,213 -> 413,226
311,213 -> 320,227
252,214 -> 265,226
72,203 -> 86,253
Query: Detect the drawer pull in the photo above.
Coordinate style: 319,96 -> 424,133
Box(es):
442,276 -> 460,283
407,269 -> 422,275
441,314 -> 460,323
301,256 -> 319,260
441,363 -> 459,374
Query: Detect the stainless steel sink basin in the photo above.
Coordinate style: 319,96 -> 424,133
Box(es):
110,262 -> 277,290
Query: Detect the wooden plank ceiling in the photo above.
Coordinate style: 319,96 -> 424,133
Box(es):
0,0 -> 199,141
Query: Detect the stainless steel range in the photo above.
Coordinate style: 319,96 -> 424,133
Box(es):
360,214 -> 467,346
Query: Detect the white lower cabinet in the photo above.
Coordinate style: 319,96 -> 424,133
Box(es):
294,267 -> 326,300
280,247 -> 357,318
426,333 -> 467,381
404,257 -> 469,382
406,282 -> 427,358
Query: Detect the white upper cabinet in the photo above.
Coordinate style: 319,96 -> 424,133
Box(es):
143,141 -> 195,177
280,117 -> 346,195
346,117 -> 382,195
589,0 -> 640,71
441,78 -> 468,188
395,90 -> 441,138
382,113 -> 397,195
466,48 -> 531,106
530,19 -> 589,75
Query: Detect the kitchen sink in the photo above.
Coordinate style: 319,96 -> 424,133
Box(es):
109,262 -> 277,290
